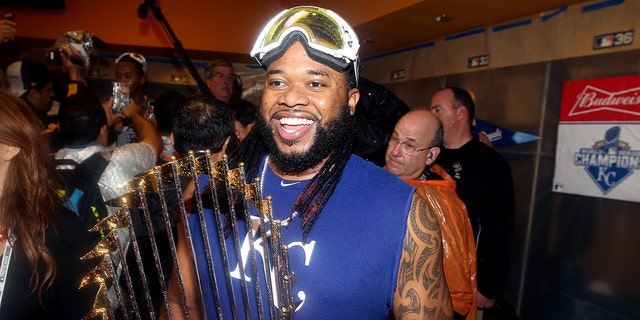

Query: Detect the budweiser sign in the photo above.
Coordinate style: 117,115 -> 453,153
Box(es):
560,75 -> 640,122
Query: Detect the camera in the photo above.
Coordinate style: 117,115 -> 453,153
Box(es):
44,47 -> 85,66
111,82 -> 130,114
45,48 -> 65,66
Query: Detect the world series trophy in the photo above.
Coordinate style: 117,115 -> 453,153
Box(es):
80,151 -> 295,319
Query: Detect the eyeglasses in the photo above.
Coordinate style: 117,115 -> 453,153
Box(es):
387,135 -> 433,156
250,6 -> 359,77
211,72 -> 239,83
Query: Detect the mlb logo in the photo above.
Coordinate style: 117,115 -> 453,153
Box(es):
594,34 -> 614,49
467,54 -> 489,68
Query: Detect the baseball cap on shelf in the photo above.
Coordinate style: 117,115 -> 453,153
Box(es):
6,59 -> 52,97
115,52 -> 148,75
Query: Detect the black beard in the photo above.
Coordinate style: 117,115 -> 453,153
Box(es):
256,100 -> 354,175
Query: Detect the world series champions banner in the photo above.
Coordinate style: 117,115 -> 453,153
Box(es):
553,75 -> 640,203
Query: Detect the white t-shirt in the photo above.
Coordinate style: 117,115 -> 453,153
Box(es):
55,142 -> 156,204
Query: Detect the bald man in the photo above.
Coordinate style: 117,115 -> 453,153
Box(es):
386,109 -> 478,320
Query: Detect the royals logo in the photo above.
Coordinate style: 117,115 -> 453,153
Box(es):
573,126 -> 640,194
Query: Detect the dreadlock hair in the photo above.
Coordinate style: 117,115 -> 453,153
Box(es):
230,64 -> 357,241
292,114 -> 353,240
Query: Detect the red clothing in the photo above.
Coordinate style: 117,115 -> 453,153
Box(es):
406,165 -> 477,319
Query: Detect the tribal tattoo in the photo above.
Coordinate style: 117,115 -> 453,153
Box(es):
394,193 -> 453,320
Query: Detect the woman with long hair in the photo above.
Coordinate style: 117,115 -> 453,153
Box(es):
0,89 -> 97,319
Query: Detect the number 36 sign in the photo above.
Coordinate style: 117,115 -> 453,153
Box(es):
593,30 -> 634,50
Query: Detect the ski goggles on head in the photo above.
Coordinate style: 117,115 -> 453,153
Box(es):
250,6 -> 360,75
116,52 -> 148,75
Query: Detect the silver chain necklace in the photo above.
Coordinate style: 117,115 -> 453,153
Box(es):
260,155 -> 298,225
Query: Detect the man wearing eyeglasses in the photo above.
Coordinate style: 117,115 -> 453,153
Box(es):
386,109 -> 478,320
204,60 -> 259,142
164,5 -> 453,320
204,60 -> 237,105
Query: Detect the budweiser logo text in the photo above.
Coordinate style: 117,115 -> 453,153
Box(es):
569,85 -> 640,117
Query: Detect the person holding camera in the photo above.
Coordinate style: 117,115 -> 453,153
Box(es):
44,31 -> 103,95
54,90 -> 161,203
112,52 -> 154,146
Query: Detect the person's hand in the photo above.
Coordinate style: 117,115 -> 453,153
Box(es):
0,19 -> 16,42
60,47 -> 86,83
120,98 -> 141,119
477,292 -> 496,309
102,97 -> 120,127
102,97 -> 130,135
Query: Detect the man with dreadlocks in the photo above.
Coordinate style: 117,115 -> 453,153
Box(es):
163,6 -> 452,320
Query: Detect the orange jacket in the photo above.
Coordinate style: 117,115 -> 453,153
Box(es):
406,165 -> 477,319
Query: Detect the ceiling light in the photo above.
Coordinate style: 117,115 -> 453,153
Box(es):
434,14 -> 452,23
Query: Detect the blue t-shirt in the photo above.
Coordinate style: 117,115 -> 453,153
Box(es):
187,155 -> 415,319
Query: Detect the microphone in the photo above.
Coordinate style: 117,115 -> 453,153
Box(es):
137,1 -> 149,19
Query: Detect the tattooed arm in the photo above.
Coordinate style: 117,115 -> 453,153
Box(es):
394,192 -> 453,320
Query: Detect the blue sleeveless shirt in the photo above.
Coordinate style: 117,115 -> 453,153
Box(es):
188,155 -> 415,319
